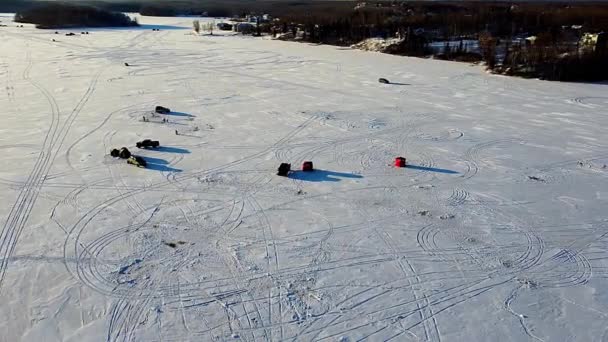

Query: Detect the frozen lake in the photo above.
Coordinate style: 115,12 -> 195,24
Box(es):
1,14 -> 608,342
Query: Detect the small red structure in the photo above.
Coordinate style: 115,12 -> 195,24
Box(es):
395,157 -> 406,168
302,161 -> 314,172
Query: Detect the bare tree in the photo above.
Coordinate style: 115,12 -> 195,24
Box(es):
479,32 -> 497,69
193,20 -> 200,34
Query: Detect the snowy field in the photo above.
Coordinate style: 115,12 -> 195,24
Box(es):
1,14 -> 608,342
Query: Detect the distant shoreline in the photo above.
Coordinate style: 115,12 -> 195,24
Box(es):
14,3 -> 139,29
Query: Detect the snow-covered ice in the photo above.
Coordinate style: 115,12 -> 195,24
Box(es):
1,14 -> 608,341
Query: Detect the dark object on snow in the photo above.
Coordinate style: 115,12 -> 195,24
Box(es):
54,31 -> 58,34
163,241 -> 186,248
395,157 -> 406,167
155,106 -> 171,114
217,23 -> 233,31
110,147 -> 131,159
124,62 -> 130,66
378,78 -> 390,84
302,161 -> 314,172
119,147 -> 131,159
14,3 -> 139,29
277,163 -> 291,176
136,139 -> 160,149
127,155 -> 147,168
528,175 -> 545,182
65,32 -> 75,36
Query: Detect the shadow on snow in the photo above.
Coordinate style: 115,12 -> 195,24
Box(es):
141,156 -> 182,172
155,146 -> 190,154
166,111 -> 195,117
406,164 -> 459,174
288,170 -> 363,182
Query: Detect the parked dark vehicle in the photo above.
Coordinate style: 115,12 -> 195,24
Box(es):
217,23 -> 233,31
136,139 -> 160,149
155,106 -> 171,114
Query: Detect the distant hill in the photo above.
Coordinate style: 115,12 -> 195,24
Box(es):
14,2 -> 139,29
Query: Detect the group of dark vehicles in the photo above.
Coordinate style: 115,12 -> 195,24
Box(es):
110,139 -> 160,168
111,104 -> 400,175
109,105 -> 169,168
109,105 -> 375,176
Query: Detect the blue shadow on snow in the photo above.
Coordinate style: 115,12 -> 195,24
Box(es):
141,156 -> 182,172
166,111 -> 195,118
156,146 -> 191,154
406,164 -> 459,174
146,163 -> 182,172
141,156 -> 168,165
288,170 -> 363,182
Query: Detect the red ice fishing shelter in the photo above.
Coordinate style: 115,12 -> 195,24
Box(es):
302,161 -> 314,171
395,157 -> 406,167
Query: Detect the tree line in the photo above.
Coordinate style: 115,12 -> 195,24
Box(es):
6,0 -> 608,81
267,1 -> 608,81
14,2 -> 138,29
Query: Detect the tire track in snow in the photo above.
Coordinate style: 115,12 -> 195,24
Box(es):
567,96 -> 608,109
446,188 -> 470,206
64,115 -> 319,340
0,50 -> 104,291
246,194 -> 284,341
65,102 -> 153,172
504,285 -> 545,342
0,49 -> 61,291
300,277 -> 500,341
383,230 -> 441,342
461,139 -> 522,179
